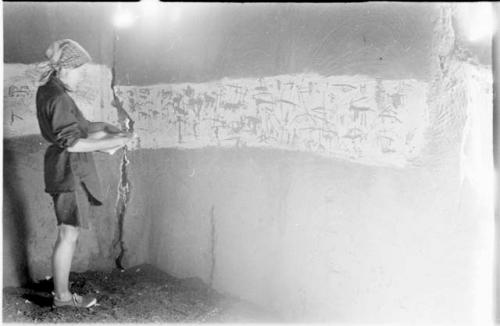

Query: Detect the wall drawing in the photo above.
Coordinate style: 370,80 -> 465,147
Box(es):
116,75 -> 429,166
3,64 -> 117,138
4,63 -> 429,167
4,65 -> 39,135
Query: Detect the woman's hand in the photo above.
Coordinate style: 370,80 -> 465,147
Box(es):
87,131 -> 109,140
99,147 -> 121,155
98,132 -> 138,155
104,124 -> 122,134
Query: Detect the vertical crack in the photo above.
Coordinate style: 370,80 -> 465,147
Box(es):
209,205 -> 216,288
114,151 -> 131,270
111,30 -> 135,270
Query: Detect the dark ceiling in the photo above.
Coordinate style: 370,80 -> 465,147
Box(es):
3,2 -> 491,86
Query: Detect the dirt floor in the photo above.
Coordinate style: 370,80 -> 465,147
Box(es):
3,264 -> 282,323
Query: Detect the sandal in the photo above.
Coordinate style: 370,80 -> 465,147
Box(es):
53,293 -> 97,308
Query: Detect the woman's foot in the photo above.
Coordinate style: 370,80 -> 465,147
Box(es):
53,293 -> 97,308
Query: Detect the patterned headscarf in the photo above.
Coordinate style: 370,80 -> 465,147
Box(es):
38,39 -> 91,85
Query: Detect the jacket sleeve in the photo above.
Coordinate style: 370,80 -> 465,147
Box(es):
49,94 -> 88,148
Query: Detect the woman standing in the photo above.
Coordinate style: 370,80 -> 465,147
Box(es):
36,39 -> 135,308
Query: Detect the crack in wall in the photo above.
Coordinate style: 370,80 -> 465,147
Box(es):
209,205 -> 216,288
111,32 -> 135,270
114,150 -> 131,270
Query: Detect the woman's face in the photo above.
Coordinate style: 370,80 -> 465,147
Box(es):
60,65 -> 85,90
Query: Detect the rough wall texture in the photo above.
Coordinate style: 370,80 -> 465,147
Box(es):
2,2 -> 494,324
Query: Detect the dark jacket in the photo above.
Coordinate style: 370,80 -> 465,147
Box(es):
36,74 -> 103,202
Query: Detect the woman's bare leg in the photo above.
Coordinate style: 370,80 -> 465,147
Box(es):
52,224 -> 79,301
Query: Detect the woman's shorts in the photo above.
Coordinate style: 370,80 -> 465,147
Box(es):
51,182 -> 102,229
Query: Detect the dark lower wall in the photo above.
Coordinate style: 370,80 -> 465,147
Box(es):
3,135 -> 122,286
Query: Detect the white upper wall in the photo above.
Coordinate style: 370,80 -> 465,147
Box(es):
4,63 -> 430,168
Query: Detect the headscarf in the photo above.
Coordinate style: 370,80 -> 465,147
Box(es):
37,39 -> 91,85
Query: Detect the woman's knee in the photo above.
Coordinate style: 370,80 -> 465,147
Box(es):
58,224 -> 80,242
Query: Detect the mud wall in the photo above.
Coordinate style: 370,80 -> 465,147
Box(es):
3,2 -> 494,324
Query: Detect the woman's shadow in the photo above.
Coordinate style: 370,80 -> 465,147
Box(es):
3,135 -> 53,307
22,279 -> 54,307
